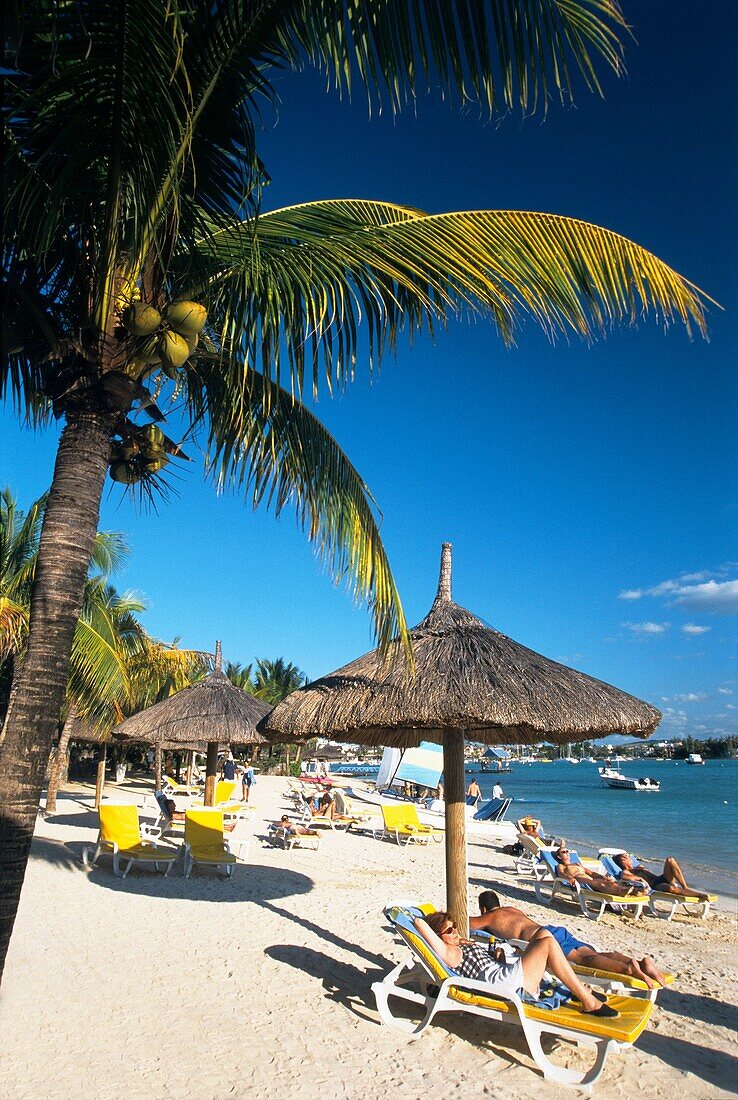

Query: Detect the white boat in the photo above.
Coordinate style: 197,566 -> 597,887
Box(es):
349,784 -> 518,842
686,753 -> 705,765
598,766 -> 660,792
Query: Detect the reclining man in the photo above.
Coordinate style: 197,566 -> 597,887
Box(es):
554,846 -> 644,896
612,852 -> 711,902
470,890 -> 666,989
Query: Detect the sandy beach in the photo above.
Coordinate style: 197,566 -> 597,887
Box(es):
1,774 -> 736,1100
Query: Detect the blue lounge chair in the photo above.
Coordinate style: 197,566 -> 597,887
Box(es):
374,905 -> 653,1091
473,796 -> 513,822
598,851 -> 717,922
533,850 -> 649,921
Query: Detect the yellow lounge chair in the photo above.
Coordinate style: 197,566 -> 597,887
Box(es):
533,850 -> 650,921
376,906 -> 653,1092
83,803 -> 178,878
183,808 -> 238,877
378,803 -> 444,846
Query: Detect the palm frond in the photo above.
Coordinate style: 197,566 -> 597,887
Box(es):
187,359 -> 409,659
192,199 -> 711,398
0,598 -> 28,663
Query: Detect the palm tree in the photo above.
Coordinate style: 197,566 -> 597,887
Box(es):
0,1 -> 710,982
224,661 -> 255,693
253,658 -> 307,705
45,582 -> 149,812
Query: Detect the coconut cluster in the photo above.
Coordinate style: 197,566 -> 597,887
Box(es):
122,299 -> 207,380
109,424 -> 170,484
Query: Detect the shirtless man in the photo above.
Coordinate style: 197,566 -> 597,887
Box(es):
554,847 -> 643,896
469,890 -> 666,989
613,852 -> 711,902
271,815 -> 318,836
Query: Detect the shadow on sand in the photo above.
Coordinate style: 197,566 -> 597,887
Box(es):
637,1030 -> 738,1092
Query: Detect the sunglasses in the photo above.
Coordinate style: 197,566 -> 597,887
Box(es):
559,849 -> 570,854
441,922 -> 457,936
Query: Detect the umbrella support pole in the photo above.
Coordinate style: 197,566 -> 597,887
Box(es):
443,728 -> 469,936
204,742 -> 218,806
154,744 -> 163,791
94,744 -> 107,808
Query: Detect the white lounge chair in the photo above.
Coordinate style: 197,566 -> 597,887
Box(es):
374,905 -> 653,1091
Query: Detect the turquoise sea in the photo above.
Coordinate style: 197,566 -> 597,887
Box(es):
474,759 -> 738,899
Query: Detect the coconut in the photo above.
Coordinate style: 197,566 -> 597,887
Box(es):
159,330 -> 190,370
109,460 -> 140,485
185,332 -> 199,354
123,303 -> 162,336
165,300 -> 207,336
137,336 -> 163,364
145,455 -> 169,474
141,424 -> 165,446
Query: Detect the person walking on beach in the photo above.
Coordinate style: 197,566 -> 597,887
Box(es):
492,781 -> 504,801
241,763 -> 255,801
554,847 -> 642,896
466,778 -> 482,804
470,890 -> 666,989
221,753 -> 236,782
414,911 -> 617,1017
612,853 -> 711,902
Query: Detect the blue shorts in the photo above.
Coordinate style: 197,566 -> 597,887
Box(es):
544,925 -> 594,957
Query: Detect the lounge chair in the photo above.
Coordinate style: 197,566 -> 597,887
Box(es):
515,832 -> 558,875
83,803 -> 178,878
598,851 -> 717,922
162,774 -> 201,797
183,808 -> 238,877
377,803 -> 444,846
295,794 -> 357,831
374,905 -> 653,1091
533,850 -> 650,921
472,796 -> 513,822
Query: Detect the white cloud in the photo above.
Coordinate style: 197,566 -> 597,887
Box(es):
671,580 -> 738,615
681,623 -> 711,635
718,687 -> 733,695
622,621 -> 670,635
672,692 -> 708,704
618,567 -> 738,614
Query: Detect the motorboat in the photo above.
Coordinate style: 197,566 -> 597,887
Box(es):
686,753 -> 705,765
598,766 -> 660,792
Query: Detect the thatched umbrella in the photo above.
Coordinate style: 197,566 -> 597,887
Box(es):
114,641 -> 270,804
262,543 -> 661,932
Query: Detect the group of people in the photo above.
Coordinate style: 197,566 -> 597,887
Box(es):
413,888 -> 670,1018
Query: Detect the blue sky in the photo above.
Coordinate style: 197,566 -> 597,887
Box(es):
1,1 -> 736,742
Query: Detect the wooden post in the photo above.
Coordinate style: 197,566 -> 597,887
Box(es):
94,743 -> 107,808
154,744 -> 163,790
204,741 -> 218,806
443,727 -> 468,936
186,749 -> 195,787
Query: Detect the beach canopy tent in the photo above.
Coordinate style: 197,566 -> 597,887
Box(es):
114,642 -> 270,805
262,543 -> 661,934
484,747 -> 510,760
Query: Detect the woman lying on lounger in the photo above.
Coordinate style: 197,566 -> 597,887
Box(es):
612,853 -> 712,902
415,912 -> 618,1017
554,847 -> 643,896
272,815 -> 320,837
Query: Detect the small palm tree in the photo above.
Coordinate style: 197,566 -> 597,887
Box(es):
224,661 -> 255,693
0,0 -> 710,982
253,658 -> 307,705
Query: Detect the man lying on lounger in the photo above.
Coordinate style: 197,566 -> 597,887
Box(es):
271,815 -> 319,837
554,846 -> 643,896
612,853 -> 711,902
470,891 -> 666,989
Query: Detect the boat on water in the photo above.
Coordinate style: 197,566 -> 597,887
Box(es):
350,741 -> 517,842
598,766 -> 660,792
686,753 -> 705,765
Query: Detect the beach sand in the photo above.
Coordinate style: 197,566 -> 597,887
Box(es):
1,775 -> 736,1099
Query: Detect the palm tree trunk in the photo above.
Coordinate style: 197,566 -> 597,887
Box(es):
0,408 -> 111,984
45,709 -> 76,815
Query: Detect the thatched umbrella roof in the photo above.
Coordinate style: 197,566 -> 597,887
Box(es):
113,667 -> 271,747
262,545 -> 661,746
263,543 -> 660,933
114,642 -> 271,803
